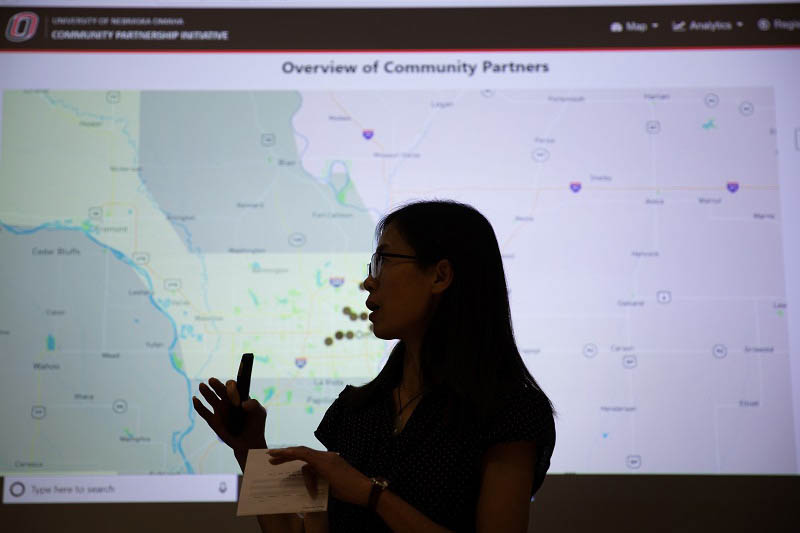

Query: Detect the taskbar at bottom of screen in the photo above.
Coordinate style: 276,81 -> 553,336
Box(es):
1,473 -> 238,503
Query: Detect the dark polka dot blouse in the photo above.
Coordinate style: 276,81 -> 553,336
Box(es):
314,383 -> 556,532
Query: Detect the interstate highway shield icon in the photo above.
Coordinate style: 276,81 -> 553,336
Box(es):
295,357 -> 307,368
362,129 -> 374,140
727,181 -> 739,193
569,181 -> 582,193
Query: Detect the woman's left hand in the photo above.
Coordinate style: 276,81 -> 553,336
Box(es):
268,447 -> 372,507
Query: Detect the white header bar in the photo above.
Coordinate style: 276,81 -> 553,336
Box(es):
2,474 -> 238,503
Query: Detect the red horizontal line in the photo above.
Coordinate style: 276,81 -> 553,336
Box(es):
2,45 -> 800,54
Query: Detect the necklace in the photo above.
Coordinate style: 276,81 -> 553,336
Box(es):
393,385 -> 424,436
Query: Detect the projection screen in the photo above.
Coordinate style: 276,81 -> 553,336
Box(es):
1,0 -> 799,505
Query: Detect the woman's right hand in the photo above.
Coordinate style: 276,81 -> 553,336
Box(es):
192,377 -> 267,470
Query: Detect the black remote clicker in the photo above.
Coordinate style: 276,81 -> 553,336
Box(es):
227,353 -> 254,436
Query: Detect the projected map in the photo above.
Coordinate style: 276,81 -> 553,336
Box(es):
0,88 -> 794,476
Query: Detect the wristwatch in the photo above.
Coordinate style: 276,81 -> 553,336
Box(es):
367,476 -> 389,512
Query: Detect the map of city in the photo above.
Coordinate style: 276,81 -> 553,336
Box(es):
0,88 -> 795,476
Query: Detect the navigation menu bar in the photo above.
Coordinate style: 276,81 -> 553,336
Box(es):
2,4 -> 799,50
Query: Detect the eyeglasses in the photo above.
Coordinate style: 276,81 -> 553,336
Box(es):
368,251 -> 418,279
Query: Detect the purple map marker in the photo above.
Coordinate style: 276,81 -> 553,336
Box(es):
727,181 -> 739,193
570,181 -> 582,193
362,129 -> 374,140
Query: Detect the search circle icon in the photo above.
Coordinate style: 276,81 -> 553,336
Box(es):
9,481 -> 25,497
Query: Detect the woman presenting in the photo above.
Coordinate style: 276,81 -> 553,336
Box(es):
193,200 -> 556,532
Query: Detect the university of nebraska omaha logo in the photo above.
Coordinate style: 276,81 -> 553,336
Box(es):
6,12 -> 39,43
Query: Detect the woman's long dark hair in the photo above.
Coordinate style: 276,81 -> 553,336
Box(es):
348,200 -> 553,426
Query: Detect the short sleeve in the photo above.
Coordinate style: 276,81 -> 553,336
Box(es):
481,385 -> 556,496
314,385 -> 353,451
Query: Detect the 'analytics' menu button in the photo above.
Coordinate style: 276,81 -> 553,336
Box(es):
688,20 -> 734,32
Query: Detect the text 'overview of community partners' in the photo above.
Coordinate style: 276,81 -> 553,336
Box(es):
280,60 -> 550,77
